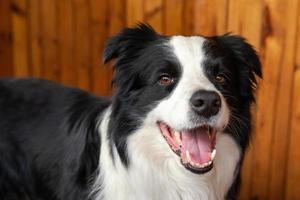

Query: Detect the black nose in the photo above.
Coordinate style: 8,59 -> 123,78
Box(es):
190,90 -> 221,118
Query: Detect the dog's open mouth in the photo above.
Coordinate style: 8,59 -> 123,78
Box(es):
158,122 -> 217,174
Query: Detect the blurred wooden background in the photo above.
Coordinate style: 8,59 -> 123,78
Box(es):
0,0 -> 300,199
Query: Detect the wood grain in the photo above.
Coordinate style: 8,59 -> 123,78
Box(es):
164,0 -> 183,35
267,0 -> 299,199
0,0 -> 13,76
285,66 -> 300,200
194,0 -> 228,36
40,0 -> 59,81
57,0 -> 75,85
126,0 -> 144,26
182,0 -> 195,35
73,0 -> 91,91
28,0 -> 42,77
144,0 -> 163,33
12,0 -> 29,77
284,1 -> 300,199
1,1 -> 300,199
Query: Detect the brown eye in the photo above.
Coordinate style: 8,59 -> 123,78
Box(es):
159,75 -> 173,86
215,75 -> 226,84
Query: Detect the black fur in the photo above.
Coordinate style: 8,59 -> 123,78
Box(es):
203,35 -> 262,198
0,78 -> 110,200
104,24 -> 182,166
203,34 -> 262,150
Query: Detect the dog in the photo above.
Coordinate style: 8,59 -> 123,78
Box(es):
0,24 -> 262,200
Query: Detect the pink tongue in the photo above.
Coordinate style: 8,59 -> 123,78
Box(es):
181,129 -> 212,164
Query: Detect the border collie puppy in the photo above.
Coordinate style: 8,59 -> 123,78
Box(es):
0,24 -> 261,200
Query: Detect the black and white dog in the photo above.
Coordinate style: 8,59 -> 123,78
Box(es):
0,24 -> 262,200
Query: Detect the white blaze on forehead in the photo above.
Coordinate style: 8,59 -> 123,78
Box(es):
169,36 -> 216,91
170,36 -> 205,65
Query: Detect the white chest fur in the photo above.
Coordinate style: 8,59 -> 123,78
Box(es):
92,111 -> 241,200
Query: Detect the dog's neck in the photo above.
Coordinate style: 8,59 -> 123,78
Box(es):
91,108 -> 241,200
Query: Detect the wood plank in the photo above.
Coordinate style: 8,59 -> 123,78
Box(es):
285,65 -> 300,200
73,0 -> 91,91
284,1 -> 300,199
249,0 -> 296,198
105,0 -> 127,95
285,2 -> 300,198
285,34 -> 300,200
28,0 -> 42,77
225,1 -> 265,199
182,0 -> 195,35
126,0 -> 144,26
237,0 -> 264,49
215,0 -> 228,35
144,0 -> 163,33
250,33 -> 281,200
164,0 -> 183,35
57,0 -> 75,86
239,145 -> 254,200
40,0 -> 59,81
90,0 -> 111,96
108,0 -> 126,36
0,0 -> 13,76
194,0 -> 228,36
266,0 -> 298,199
227,0 -> 243,34
11,0 -> 29,77
227,0 -> 265,42
105,0 -> 127,96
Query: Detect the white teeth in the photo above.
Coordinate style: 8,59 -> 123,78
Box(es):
174,131 -> 181,145
192,160 -> 213,168
186,150 -> 191,163
184,150 -> 214,168
211,149 -> 216,160
201,160 -> 213,168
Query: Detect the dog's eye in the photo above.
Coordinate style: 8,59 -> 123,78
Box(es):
158,75 -> 174,86
215,74 -> 226,84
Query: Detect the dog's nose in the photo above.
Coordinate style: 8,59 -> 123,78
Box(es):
190,90 -> 221,118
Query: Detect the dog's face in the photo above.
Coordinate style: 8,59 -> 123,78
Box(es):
105,24 -> 261,174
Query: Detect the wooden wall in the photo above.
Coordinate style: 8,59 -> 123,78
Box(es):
0,0 -> 300,199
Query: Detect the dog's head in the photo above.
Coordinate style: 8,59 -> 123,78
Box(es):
104,24 -> 262,174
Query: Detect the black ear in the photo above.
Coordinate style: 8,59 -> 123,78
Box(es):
103,23 -> 158,64
217,34 -> 262,101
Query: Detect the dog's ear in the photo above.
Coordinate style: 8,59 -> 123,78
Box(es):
217,34 -> 262,101
103,23 -> 158,63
